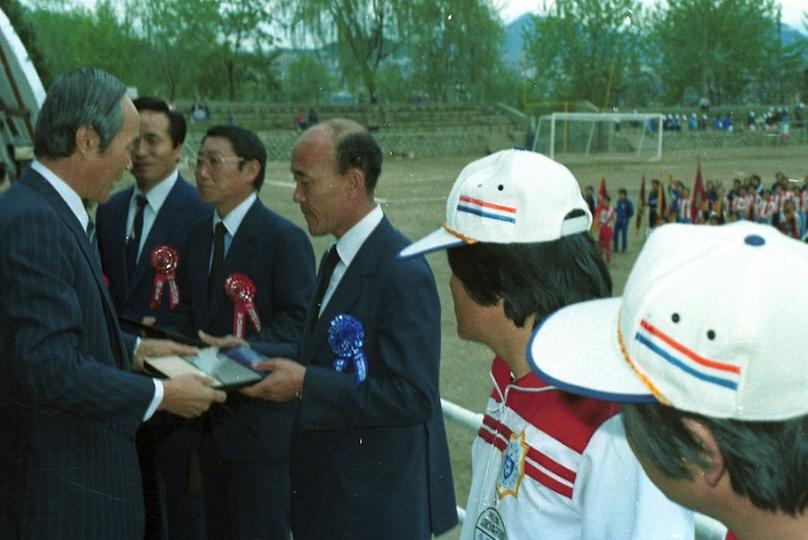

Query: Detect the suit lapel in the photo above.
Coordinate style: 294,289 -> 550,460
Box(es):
203,199 -> 263,330
300,218 -> 390,364
20,171 -> 130,368
128,179 -> 185,292
104,187 -> 132,303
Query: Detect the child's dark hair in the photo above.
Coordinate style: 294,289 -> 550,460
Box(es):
447,212 -> 612,327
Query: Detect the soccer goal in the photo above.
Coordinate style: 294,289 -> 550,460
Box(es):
533,112 -> 664,161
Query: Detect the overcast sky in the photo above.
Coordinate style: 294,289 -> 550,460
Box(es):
499,0 -> 806,29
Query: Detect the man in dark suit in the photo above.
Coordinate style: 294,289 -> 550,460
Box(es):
0,68 -> 225,539
242,119 -> 458,539
170,125 -> 315,539
95,96 -> 211,539
97,96 -> 208,328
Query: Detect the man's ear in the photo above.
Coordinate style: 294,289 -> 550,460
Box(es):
172,143 -> 184,164
683,418 -> 726,488
75,125 -> 100,159
345,166 -> 366,200
242,159 -> 261,188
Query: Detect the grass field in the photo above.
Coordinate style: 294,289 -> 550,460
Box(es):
185,142 -> 807,538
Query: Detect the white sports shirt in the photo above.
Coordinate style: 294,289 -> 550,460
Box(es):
461,357 -> 695,540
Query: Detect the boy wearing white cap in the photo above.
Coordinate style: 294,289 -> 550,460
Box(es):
528,221 -> 808,540
400,149 -> 694,539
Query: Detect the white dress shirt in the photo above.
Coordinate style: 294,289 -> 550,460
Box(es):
319,204 -> 384,315
209,192 -> 257,269
126,170 -> 178,262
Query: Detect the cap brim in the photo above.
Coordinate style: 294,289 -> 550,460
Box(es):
528,298 -> 657,404
398,227 -> 465,259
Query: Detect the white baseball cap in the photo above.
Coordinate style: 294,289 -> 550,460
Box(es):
398,149 -> 592,259
528,221 -> 808,421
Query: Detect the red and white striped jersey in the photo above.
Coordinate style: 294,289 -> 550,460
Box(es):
757,198 -> 776,223
461,357 -> 694,540
678,197 -> 692,221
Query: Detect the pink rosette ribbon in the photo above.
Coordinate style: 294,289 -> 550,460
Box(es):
225,273 -> 261,338
149,244 -> 180,310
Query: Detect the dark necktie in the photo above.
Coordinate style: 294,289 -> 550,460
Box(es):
125,195 -> 148,277
86,220 -> 101,268
208,222 -> 227,300
312,246 -> 340,321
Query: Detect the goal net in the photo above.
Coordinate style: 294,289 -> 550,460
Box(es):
533,112 -> 664,161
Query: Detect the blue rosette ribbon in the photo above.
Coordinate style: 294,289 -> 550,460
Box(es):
328,314 -> 368,387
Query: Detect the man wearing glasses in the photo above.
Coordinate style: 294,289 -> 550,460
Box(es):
170,125 -> 316,539
96,96 -> 211,539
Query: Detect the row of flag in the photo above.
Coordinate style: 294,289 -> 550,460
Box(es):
595,164 -> 708,231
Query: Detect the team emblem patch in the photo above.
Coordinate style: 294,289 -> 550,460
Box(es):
496,430 -> 528,499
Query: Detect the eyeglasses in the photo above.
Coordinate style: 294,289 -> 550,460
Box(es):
194,153 -> 244,170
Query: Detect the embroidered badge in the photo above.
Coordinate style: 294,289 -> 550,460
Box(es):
496,430 -> 528,500
474,506 -> 507,540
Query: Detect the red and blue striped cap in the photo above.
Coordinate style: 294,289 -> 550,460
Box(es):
528,221 -> 808,421
399,149 -> 591,259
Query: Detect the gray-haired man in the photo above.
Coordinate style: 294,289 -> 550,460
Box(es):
0,67 -> 225,539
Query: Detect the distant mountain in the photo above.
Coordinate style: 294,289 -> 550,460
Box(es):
501,16 -> 806,71
782,22 -> 807,48
503,13 -> 535,70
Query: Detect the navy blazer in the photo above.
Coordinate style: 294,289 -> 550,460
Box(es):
0,169 -> 156,539
96,175 -> 210,326
290,217 -> 458,540
171,197 -> 315,461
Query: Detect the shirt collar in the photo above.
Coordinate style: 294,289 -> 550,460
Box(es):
213,192 -> 257,237
31,160 -> 89,230
133,169 -> 178,212
335,205 -> 384,266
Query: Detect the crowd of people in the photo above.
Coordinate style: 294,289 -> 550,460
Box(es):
646,101 -> 804,138
0,67 -> 806,540
647,173 -> 808,241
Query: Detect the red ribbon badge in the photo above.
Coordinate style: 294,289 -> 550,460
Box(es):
149,244 -> 180,310
225,273 -> 261,338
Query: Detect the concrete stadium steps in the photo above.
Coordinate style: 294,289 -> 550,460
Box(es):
183,124 -> 527,162
178,101 -> 516,133
662,128 -> 808,149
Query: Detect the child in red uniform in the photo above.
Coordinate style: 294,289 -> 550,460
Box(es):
595,195 -> 616,263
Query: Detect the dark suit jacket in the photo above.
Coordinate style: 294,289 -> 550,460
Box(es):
171,197 -> 315,461
0,168 -> 156,539
96,175 -> 209,326
290,217 -> 458,540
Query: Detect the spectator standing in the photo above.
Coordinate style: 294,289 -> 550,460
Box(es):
528,221 -> 808,540
648,179 -> 661,228
595,195 -> 616,264
613,188 -> 634,253
95,96 -> 211,539
240,119 -> 458,540
307,108 -> 319,127
169,125 -> 316,539
400,149 -> 693,540
778,200 -> 802,240
583,185 -> 596,216
677,187 -> 693,223
0,66 -> 223,540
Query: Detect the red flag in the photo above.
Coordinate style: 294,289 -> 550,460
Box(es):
692,163 -> 706,224
598,177 -> 607,200
636,175 -> 646,231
